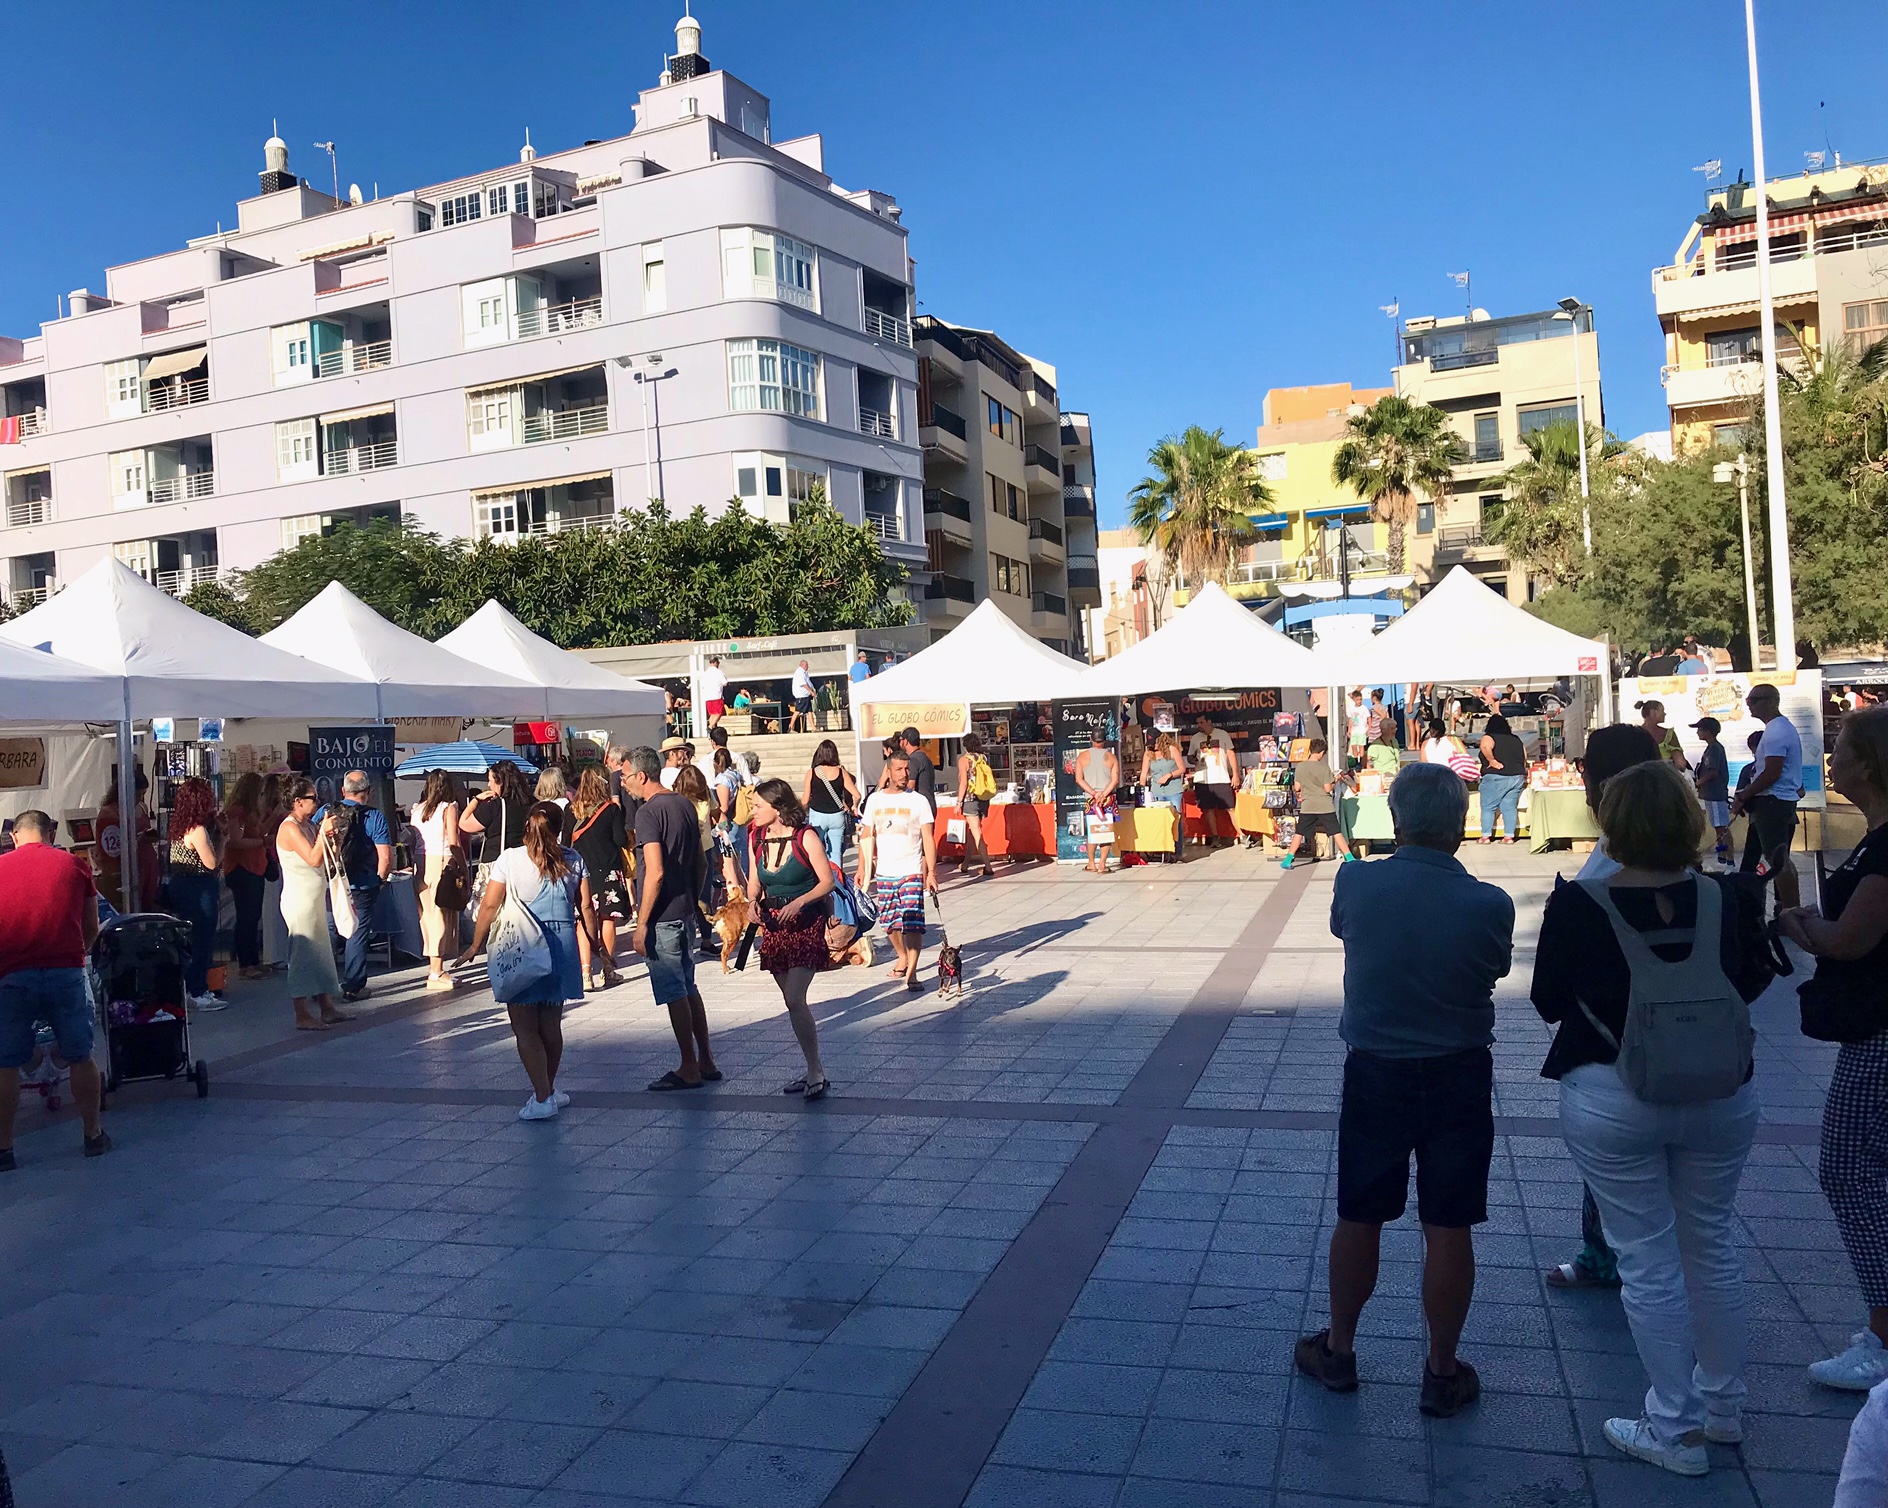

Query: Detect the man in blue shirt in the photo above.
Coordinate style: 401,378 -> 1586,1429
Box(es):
334,769 -> 392,1003
1296,762 -> 1514,1420
849,650 -> 872,684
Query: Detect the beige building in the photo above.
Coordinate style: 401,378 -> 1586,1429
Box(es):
1083,526 -> 1155,661
914,317 -> 1096,653
1394,305 -> 1603,604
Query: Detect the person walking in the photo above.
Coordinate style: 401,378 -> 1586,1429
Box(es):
1296,764 -> 1513,1419
1282,738 -> 1352,868
1731,682 -> 1805,913
412,769 -> 464,992
566,769 -> 630,990
898,727 -> 938,806
790,659 -> 816,733
1075,726 -> 1121,874
747,778 -> 839,1100
622,747 -> 720,1091
1142,732 -> 1187,856
805,739 -> 863,866
1531,761 -> 1775,1476
166,777 -> 226,1012
331,770 -> 392,1004
1476,714 -> 1526,844
859,752 -> 937,991
711,745 -> 751,886
951,734 -> 996,878
220,772 -> 271,982
1778,708 -> 1888,1391
1636,699 -> 1690,773
1690,717 -> 1733,867
701,656 -> 728,728
460,806 -> 594,1121
274,779 -> 348,1031
0,810 -> 110,1167
850,650 -> 872,685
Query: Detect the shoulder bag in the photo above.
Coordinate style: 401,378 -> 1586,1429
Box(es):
323,834 -> 358,940
486,864 -> 557,1003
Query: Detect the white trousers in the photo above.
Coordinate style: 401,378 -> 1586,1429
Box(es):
1560,1063 -> 1760,1442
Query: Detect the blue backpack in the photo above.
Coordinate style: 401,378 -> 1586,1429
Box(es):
829,873 -> 878,938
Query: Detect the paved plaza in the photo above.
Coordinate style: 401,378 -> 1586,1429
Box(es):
0,847 -> 1861,1507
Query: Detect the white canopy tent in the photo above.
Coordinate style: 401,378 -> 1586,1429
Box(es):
1079,580 -> 1330,694
261,582 -> 539,720
0,638 -> 128,725
850,600 -> 1092,708
436,600 -> 668,721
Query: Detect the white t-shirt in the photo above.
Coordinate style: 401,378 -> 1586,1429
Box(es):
1755,713 -> 1805,802
660,766 -> 680,790
862,789 -> 934,878
791,667 -> 813,699
1188,729 -> 1235,786
1347,703 -> 1369,743
489,847 -> 586,908
1421,737 -> 1457,767
700,666 -> 727,702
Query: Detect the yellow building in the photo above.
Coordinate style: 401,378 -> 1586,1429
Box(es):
1656,162 -> 1888,453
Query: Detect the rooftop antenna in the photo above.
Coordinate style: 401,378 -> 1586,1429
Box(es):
520,128 -> 536,164
1448,270 -> 1471,318
1820,100 -> 1838,168
1379,298 -> 1400,373
312,140 -> 339,204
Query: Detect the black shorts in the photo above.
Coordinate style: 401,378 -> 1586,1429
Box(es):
1338,1046 -> 1494,1228
1741,794 -> 1798,872
793,695 -> 814,714
1296,811 -> 1340,839
1194,783 -> 1233,812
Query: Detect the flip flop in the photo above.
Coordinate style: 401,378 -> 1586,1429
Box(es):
700,1068 -> 724,1082
647,1071 -> 704,1092
781,1077 -> 808,1095
802,1078 -> 830,1102
1545,1261 -> 1620,1289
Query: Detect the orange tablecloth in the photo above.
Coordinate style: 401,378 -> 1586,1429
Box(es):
935,802 -> 1056,858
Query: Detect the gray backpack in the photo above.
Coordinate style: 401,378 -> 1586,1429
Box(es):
1575,876 -> 1753,1104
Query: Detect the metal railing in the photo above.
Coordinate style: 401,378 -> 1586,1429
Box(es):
923,488 -> 973,522
1818,223 -> 1888,257
513,297 -> 603,340
12,412 -> 45,438
1031,591 -> 1067,618
1436,525 -> 1486,553
523,511 -> 615,537
925,574 -> 975,604
145,376 -> 208,411
9,584 -> 54,609
1028,517 -> 1064,546
153,565 -> 221,595
147,471 -> 215,504
5,495 -> 49,527
521,405 -> 608,443
859,405 -> 895,439
1025,443 -> 1060,474
1062,484 -> 1095,516
923,402 -> 966,440
1067,565 -> 1101,592
863,308 -> 912,347
323,439 -> 399,475
1032,372 -> 1058,404
312,340 -> 393,378
864,510 -> 903,543
1470,440 -> 1503,463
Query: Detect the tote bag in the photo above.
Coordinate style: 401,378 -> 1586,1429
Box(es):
487,874 -> 558,1004
324,842 -> 357,940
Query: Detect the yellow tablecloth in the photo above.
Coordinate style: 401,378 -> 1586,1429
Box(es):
1233,793 -> 1278,837
1116,806 -> 1178,854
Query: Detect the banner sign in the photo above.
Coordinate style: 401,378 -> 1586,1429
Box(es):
1618,671 -> 1825,809
857,701 -> 972,741
1052,699 -> 1118,862
1128,688 -> 1280,760
393,717 -> 463,746
0,737 -> 47,790
309,724 -> 397,805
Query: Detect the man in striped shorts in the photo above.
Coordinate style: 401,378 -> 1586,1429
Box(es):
858,753 -> 937,992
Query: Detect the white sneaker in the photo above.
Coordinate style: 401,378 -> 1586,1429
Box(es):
553,1089 -> 571,1108
191,993 -> 229,1013
1703,1412 -> 1743,1445
1604,1416 -> 1707,1476
518,1095 -> 560,1122
1811,1329 -> 1888,1391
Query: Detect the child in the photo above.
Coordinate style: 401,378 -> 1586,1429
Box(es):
1282,738 -> 1354,869
1691,716 -> 1732,866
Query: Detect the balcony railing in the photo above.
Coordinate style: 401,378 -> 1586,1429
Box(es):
1470,440 -> 1503,463
925,574 -> 976,604
323,440 -> 399,475
1031,591 -> 1067,618
9,584 -> 54,609
864,509 -> 903,543
923,402 -> 966,440
863,308 -> 912,347
524,512 -> 615,537
312,340 -> 393,379
859,405 -> 895,439
1436,525 -> 1486,555
11,412 -> 45,438
153,565 -> 222,595
1067,565 -> 1100,592
5,492 -> 49,527
521,405 -> 608,444
1028,517 -> 1064,546
923,488 -> 973,522
1229,557 -> 1302,585
513,298 -> 603,340
145,376 -> 209,412
147,471 -> 215,504
1032,373 -> 1058,404
1025,444 -> 1060,476
1062,483 -> 1095,517
1430,349 -> 1499,372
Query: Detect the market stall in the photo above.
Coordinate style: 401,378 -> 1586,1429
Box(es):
437,600 -> 667,731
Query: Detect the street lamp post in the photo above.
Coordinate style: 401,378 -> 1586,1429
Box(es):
623,357 -> 679,504
1715,454 -> 1764,669
1744,0 -> 1797,669
1553,298 -> 1592,555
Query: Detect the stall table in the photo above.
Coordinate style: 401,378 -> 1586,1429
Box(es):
1342,790 -> 1524,848
1115,806 -> 1178,855
1232,793 -> 1278,841
1526,787 -> 1599,852
935,800 -> 1055,859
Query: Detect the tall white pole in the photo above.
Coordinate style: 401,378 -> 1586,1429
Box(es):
1737,457 -> 1763,668
638,375 -> 653,506
1745,0 -> 1797,670
1571,312 -> 1592,554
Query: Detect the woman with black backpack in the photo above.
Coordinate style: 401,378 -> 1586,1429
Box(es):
1782,707 -> 1888,1392
1531,761 -> 1775,1477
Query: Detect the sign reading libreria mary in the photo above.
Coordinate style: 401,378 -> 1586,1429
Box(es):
309,725 -> 397,806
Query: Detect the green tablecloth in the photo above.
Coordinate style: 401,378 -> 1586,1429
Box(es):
1340,794 -> 1395,842
1527,787 -> 1599,852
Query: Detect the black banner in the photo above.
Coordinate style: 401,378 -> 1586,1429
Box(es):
309,725 -> 396,806
1052,699 -> 1118,861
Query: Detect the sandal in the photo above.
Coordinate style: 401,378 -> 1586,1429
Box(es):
802,1078 -> 830,1102
781,1077 -> 808,1095
1545,1261 -> 1620,1289
648,1070 -> 703,1092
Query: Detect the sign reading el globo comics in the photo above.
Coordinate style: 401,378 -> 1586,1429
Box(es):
309,725 -> 396,805
1052,699 -> 1117,861
856,701 -> 972,741
1618,671 -> 1826,809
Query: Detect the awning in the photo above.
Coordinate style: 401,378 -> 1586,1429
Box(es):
1306,503 -> 1372,522
319,401 -> 396,426
473,469 -> 613,498
1815,199 -> 1888,230
465,362 -> 601,397
1249,512 -> 1289,532
142,346 -> 207,381
298,231 -> 396,262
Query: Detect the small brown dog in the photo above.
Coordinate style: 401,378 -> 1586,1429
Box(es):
936,931 -> 964,997
713,894 -> 752,972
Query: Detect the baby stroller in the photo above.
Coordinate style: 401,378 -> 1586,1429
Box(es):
91,912 -> 209,1098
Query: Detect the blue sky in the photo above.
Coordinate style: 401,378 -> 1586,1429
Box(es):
3,1 -> 1877,528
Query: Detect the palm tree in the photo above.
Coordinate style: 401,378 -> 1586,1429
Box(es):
1128,426 -> 1272,591
1330,396 -> 1465,572
1488,419 -> 1615,588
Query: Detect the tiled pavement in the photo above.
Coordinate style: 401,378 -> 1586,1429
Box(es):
0,846 -> 1861,1506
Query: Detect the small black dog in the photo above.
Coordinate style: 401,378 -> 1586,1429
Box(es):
936,930 -> 964,998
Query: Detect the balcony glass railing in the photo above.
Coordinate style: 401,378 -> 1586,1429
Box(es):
147,472 -> 215,504
923,488 -> 973,522
323,440 -> 398,475
513,298 -> 603,340
923,402 -> 967,440
145,376 -> 209,412
312,340 -> 393,379
1032,591 -> 1068,618
925,574 -> 976,604
521,405 -> 608,444
863,308 -> 912,347
1067,566 -> 1100,592
859,406 -> 895,439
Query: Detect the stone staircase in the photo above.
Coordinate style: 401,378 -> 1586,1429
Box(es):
722,728 -> 844,781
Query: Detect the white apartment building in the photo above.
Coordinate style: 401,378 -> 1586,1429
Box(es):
0,11 -> 927,608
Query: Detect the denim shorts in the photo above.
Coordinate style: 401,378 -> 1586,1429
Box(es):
1338,1046 -> 1494,1227
643,919 -> 698,1005
0,967 -> 95,1071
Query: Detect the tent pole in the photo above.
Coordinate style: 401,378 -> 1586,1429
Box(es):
1599,634 -> 1615,726
116,706 -> 137,916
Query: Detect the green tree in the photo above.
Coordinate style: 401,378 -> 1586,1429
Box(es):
1330,395 -> 1466,573
1127,425 -> 1270,589
232,518 -> 459,634
179,578 -> 261,635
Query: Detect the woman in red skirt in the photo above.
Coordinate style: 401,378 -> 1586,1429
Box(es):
746,778 -> 839,1100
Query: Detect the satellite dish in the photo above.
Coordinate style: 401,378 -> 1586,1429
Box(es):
348,183 -> 364,205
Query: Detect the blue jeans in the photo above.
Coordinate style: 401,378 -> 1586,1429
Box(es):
808,810 -> 847,863
168,869 -> 220,997
341,880 -> 381,993
0,967 -> 94,1070
1479,773 -> 1522,839
644,919 -> 698,1006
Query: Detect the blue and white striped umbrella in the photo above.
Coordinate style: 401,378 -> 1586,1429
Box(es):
392,740 -> 539,778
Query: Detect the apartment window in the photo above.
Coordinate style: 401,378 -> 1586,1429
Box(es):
990,553 -> 1028,597
486,185 -> 509,217
1416,502 -> 1435,535
643,243 -> 667,314
987,472 -> 1002,514
726,339 -> 820,419
533,181 -> 561,219
440,191 -> 482,227
104,359 -> 141,419
1517,401 -> 1578,436
468,388 -> 519,449
986,397 -> 1018,443
113,540 -> 153,578
1711,421 -> 1747,449
276,418 -> 318,481
1845,299 -> 1888,354
1006,483 -> 1021,520
415,205 -> 434,232
720,228 -> 818,310
475,492 -> 523,539
1473,412 -> 1500,460
1255,452 -> 1288,481
108,450 -> 146,507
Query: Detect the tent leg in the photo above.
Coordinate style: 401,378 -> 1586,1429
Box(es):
117,718 -> 137,916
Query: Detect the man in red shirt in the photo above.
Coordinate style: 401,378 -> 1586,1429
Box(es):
1,810 -> 109,1169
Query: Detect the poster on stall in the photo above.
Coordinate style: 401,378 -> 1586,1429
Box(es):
309,725 -> 397,806
1128,689 -> 1280,767
1052,699 -> 1117,862
1618,671 -> 1825,809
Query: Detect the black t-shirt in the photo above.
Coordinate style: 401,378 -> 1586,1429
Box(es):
1804,827 -> 1888,1009
1482,732 -> 1526,777
566,801 -> 627,882
633,791 -> 702,925
469,793 -> 531,865
904,747 -> 937,805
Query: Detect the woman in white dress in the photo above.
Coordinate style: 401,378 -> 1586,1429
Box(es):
412,769 -> 464,992
274,777 -> 349,1031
